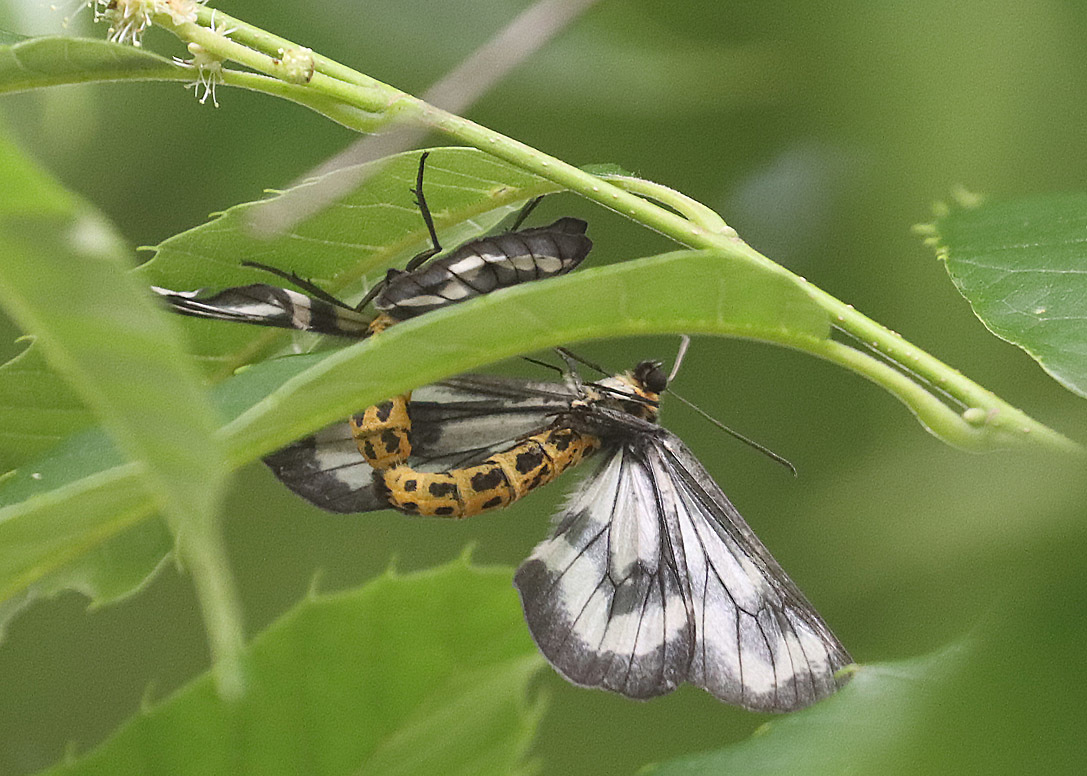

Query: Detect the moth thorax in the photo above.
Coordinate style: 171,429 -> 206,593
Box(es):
365,312 -> 398,335
592,370 -> 662,422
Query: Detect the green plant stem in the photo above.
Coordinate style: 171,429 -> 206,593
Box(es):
153,14 -> 395,120
412,105 -> 1079,453
149,8 -> 1078,454
599,174 -> 735,235
220,70 -> 386,132
174,520 -> 247,700
191,5 -> 384,90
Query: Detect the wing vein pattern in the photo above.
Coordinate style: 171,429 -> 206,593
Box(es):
515,428 -> 850,712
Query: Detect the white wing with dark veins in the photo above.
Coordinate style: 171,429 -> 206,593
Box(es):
514,429 -> 850,712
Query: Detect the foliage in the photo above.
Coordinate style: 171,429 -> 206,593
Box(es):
924,192 -> 1087,398
0,2 -> 1084,775
42,557 -> 546,776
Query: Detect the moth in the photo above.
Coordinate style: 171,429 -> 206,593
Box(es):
266,351 -> 852,711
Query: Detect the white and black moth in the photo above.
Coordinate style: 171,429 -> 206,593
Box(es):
266,359 -> 852,711
152,151 -> 591,338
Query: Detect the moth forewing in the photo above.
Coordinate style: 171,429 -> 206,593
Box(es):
515,445 -> 694,700
151,284 -> 374,337
514,417 -> 850,712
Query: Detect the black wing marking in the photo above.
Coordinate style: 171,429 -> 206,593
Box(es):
151,284 -> 372,338
514,429 -> 850,711
263,421 -> 389,513
263,375 -> 579,513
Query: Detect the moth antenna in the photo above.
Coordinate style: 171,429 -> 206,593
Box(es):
521,355 -> 566,376
554,347 -> 611,377
667,390 -> 797,477
555,349 -> 587,394
668,335 -> 691,384
241,261 -> 354,310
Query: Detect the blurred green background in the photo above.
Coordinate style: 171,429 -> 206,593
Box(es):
1,1 -> 1085,774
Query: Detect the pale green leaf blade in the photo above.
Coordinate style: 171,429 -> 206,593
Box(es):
0,238 -> 826,634
0,344 -> 90,472
0,454 -> 167,638
0,132 -> 241,681
0,132 -> 227,522
930,193 -> 1087,397
142,146 -> 564,379
39,558 -> 546,776
0,123 -> 96,472
0,425 -> 171,636
0,35 -> 178,94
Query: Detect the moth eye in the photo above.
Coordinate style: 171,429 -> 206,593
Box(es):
633,360 -> 667,394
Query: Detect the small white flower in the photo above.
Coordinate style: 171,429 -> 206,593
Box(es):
174,42 -> 224,106
92,0 -> 200,47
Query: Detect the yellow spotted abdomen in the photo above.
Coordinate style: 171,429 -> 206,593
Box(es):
381,426 -> 600,517
348,313 -> 413,470
349,392 -> 413,469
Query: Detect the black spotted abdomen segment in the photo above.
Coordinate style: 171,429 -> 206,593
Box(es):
375,218 -> 591,319
346,313 -> 413,469
349,392 -> 412,469
380,426 -> 600,518
381,461 -> 513,517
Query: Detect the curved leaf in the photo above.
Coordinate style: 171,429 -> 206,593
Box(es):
0,427 -> 168,637
0,243 -> 827,633
0,35 -> 178,94
0,457 -> 166,639
39,557 -> 545,776
0,131 -> 238,674
929,193 -> 1087,397
220,247 -> 830,459
0,343 -> 90,473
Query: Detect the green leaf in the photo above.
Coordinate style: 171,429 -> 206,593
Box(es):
0,132 -> 241,684
0,240 -> 826,635
929,192 -> 1087,398
0,146 -> 550,472
39,558 -> 546,776
142,147 -> 565,379
0,131 -> 227,526
0,456 -> 166,639
645,648 -> 964,775
0,35 -> 178,95
0,343 -> 91,473
0,425 -> 169,636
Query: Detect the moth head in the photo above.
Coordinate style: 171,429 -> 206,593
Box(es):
632,360 -> 668,396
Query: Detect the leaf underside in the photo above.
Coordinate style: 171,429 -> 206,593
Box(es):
932,192 -> 1087,398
